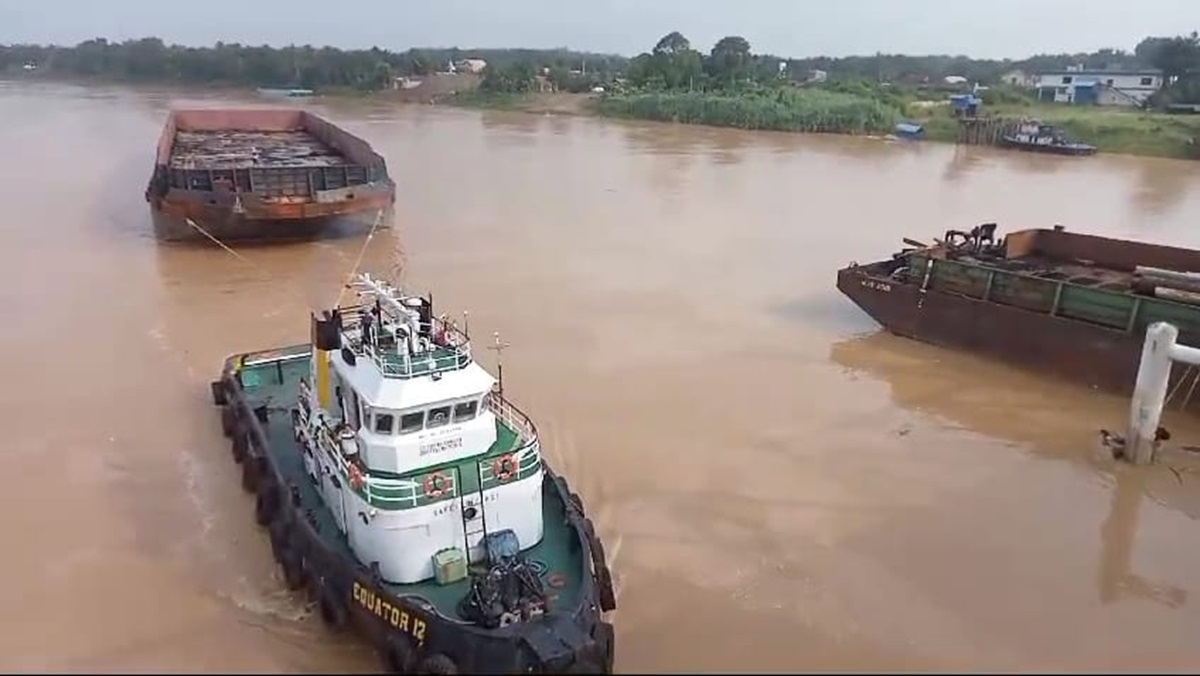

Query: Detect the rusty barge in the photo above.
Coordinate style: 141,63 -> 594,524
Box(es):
837,225 -> 1200,407
145,109 -> 396,242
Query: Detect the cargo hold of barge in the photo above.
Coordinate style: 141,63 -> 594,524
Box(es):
836,224 -> 1200,412
144,109 -> 396,242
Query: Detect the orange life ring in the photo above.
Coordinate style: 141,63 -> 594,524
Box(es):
546,573 -> 567,589
348,464 -> 365,491
493,454 -> 518,483
424,472 -> 449,498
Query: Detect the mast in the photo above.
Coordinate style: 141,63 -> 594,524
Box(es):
488,332 -> 510,397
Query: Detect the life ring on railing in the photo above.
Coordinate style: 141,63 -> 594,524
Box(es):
546,572 -> 567,589
348,464 -> 366,491
424,472 -> 450,499
493,454 -> 518,483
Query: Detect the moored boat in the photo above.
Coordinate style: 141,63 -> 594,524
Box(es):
998,120 -> 1096,156
209,273 -> 616,673
836,224 -> 1200,411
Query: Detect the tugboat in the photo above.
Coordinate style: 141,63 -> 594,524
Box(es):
209,273 -> 616,673
999,120 -> 1097,156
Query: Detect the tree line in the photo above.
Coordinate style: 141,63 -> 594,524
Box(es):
0,38 -> 626,92
2,33 -> 1197,102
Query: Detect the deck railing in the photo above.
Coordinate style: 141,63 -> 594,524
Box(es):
295,382 -> 541,511
337,306 -> 473,379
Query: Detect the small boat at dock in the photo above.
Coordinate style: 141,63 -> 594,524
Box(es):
998,120 -> 1096,156
209,272 -> 616,673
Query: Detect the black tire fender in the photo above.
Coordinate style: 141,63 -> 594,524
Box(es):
255,481 -> 280,526
595,565 -> 617,613
221,406 -> 237,438
316,578 -> 349,633
280,546 -> 307,591
232,430 -> 248,464
379,634 -> 416,674
268,518 -> 290,561
594,621 -> 615,672
210,380 -> 228,406
241,454 -> 261,493
415,653 -> 458,675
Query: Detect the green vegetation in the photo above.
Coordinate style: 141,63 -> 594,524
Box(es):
595,88 -> 898,133
0,38 -> 626,93
4,32 -> 1199,158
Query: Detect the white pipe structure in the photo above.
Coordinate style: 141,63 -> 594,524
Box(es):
1127,322 -> 1200,465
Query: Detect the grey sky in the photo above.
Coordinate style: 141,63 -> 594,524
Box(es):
0,0 -> 1194,59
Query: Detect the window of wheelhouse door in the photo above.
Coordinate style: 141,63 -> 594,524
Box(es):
351,391 -> 363,430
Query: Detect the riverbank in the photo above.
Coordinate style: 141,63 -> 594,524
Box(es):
445,89 -> 1200,160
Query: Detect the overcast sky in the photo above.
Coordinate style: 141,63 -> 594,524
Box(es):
0,0 -> 1194,59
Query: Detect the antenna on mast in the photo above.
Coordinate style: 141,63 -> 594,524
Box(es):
487,332 -> 510,396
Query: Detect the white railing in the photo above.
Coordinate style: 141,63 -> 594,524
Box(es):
487,390 -> 538,447
337,307 -> 473,379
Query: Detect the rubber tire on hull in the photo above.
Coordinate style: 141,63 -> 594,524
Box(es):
269,519 -> 290,561
255,482 -> 280,526
279,547 -> 307,591
316,579 -> 349,633
379,635 -> 416,674
242,455 -> 262,493
580,519 -> 617,611
221,406 -> 237,438
595,621 -> 615,672
232,431 -> 248,464
416,653 -> 458,675
211,380 -> 228,407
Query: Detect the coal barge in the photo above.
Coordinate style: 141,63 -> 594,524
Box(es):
837,224 -> 1200,409
145,109 -> 396,242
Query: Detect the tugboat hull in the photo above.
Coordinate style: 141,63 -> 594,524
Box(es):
211,347 -> 616,673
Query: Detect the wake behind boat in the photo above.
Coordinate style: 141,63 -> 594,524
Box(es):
210,273 -> 616,673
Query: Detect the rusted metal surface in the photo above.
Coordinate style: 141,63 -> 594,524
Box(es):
145,108 -> 396,242
836,226 -> 1200,413
169,130 -> 349,169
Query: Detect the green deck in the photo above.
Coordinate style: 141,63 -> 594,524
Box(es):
235,349 -> 586,621
906,253 -> 1200,335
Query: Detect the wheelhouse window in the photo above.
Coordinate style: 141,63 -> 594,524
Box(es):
399,411 -> 424,434
1140,77 -> 1154,86
374,413 -> 394,434
453,400 -> 479,422
428,405 -> 452,428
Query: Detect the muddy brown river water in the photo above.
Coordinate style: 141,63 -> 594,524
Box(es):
5,81 -> 1200,672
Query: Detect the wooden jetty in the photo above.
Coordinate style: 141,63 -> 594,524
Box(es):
955,116 -> 1020,146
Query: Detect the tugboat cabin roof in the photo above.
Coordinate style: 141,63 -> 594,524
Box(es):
330,350 -> 496,410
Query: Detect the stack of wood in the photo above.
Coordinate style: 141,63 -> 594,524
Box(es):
1132,266 -> 1200,306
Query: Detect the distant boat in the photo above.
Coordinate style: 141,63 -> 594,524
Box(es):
999,121 -> 1096,156
257,87 -> 315,99
893,122 -> 925,140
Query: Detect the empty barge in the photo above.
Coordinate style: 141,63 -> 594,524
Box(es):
145,109 -> 396,242
837,225 -> 1200,409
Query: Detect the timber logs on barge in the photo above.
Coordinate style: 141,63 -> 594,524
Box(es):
837,225 -> 1200,410
146,109 -> 396,242
209,273 -> 615,674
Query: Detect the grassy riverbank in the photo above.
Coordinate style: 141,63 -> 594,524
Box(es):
447,88 -> 1200,160
909,100 -> 1200,159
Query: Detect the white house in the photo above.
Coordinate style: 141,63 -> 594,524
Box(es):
999,69 -> 1033,88
455,59 -> 488,74
1032,69 -> 1163,106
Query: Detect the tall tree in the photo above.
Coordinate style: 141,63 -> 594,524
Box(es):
708,36 -> 753,85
